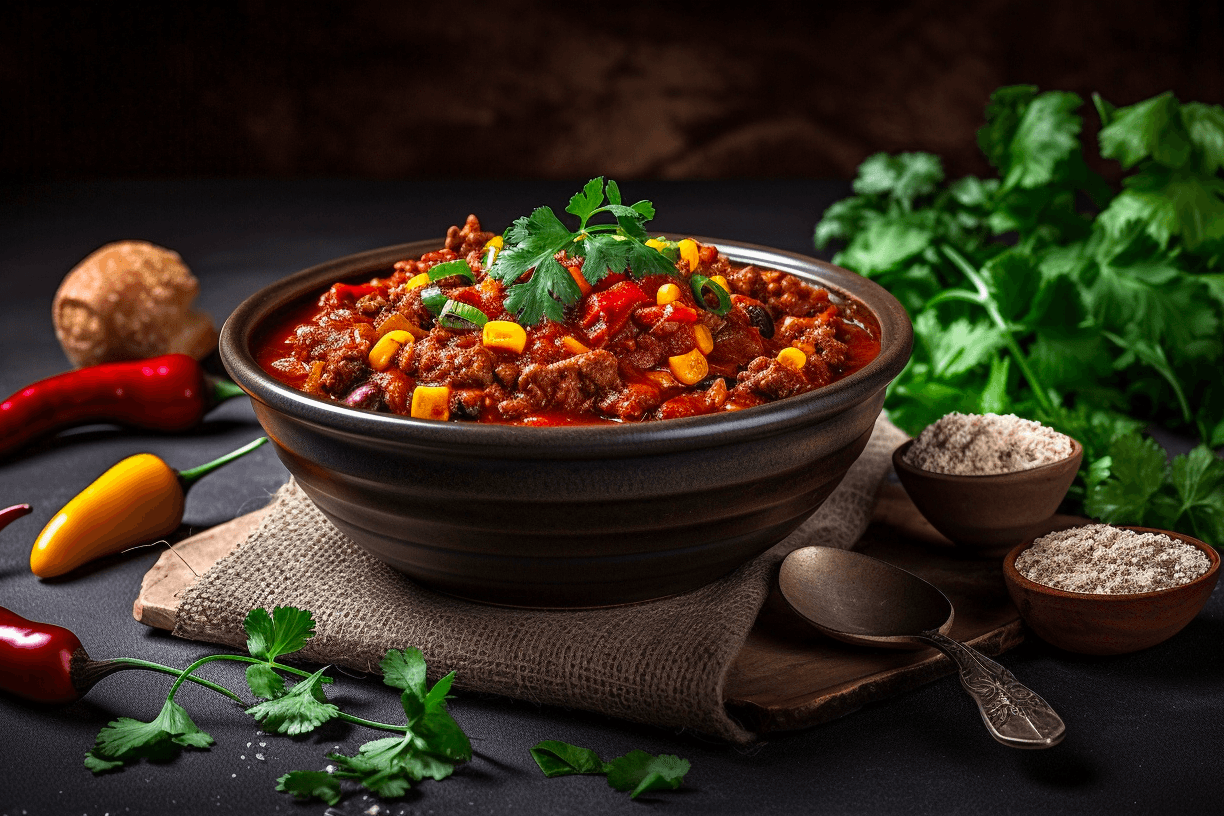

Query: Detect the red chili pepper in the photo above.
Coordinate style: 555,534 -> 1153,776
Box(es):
0,503 -> 31,533
581,281 -> 651,346
0,605 -> 238,704
0,354 -> 245,460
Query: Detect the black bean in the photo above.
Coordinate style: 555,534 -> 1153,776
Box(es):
744,304 -> 775,338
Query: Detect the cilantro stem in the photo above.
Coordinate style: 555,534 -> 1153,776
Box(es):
165,654 -> 327,702
336,713 -> 410,733
105,658 -> 246,705
940,245 -> 1057,416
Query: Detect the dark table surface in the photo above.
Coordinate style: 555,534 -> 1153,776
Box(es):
1,179 -> 1220,816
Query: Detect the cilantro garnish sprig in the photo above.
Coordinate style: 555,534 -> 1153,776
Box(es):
488,177 -> 678,324
815,85 -> 1224,546
83,606 -> 469,806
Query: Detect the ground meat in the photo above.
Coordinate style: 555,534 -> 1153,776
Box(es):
499,350 -> 621,418
725,265 -> 831,318
355,292 -> 388,316
732,356 -> 808,401
777,314 -> 849,369
656,377 -> 729,420
410,330 -> 496,387
707,308 -> 766,374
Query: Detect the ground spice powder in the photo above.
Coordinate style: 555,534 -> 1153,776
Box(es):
903,412 -> 1074,475
1015,524 -> 1210,594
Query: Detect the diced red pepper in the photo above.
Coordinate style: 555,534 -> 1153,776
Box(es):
581,281 -> 650,345
328,282 -> 378,305
633,303 -> 700,327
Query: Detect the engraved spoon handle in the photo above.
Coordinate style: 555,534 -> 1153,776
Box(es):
918,631 -> 1065,749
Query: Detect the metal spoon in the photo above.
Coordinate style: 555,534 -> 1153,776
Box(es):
778,546 -> 1065,749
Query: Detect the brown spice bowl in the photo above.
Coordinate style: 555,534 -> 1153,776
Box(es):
891,438 -> 1083,556
219,238 -> 913,608
1002,527 -> 1220,655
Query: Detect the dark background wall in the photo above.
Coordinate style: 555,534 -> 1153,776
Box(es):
5,0 -> 1220,182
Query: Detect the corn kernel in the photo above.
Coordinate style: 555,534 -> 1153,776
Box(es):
482,320 -> 527,354
694,324 -> 714,355
406,272 -> 430,290
562,336 -> 590,355
656,282 -> 682,306
668,347 -> 709,385
410,385 -> 451,421
645,238 -> 669,250
484,235 -> 504,250
677,239 -> 700,272
368,330 -> 413,371
710,274 -> 731,294
778,347 -> 807,371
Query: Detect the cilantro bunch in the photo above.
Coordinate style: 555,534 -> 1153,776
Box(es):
84,606 -> 470,806
488,177 -> 677,324
815,86 -> 1224,545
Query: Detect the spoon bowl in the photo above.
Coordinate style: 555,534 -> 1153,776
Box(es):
779,546 -> 1066,748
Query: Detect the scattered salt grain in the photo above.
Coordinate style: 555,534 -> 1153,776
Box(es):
255,753 -> 265,761
904,412 -> 1073,475
1015,524 -> 1211,594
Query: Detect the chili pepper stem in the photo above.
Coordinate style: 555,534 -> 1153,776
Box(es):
207,377 -> 248,407
80,658 -> 246,705
0,503 -> 32,533
177,437 -> 269,489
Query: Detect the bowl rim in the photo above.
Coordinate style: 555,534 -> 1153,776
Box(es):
1002,525 -> 1221,601
219,236 -> 913,458
891,437 -> 1085,483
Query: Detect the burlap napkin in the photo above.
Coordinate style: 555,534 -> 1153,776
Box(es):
174,415 -> 907,743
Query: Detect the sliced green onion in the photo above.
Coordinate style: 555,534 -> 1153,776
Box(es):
427,259 -> 476,284
689,274 -> 732,316
483,244 -> 499,268
420,284 -> 447,316
437,299 -> 489,330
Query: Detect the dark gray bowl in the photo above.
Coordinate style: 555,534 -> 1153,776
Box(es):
219,238 -> 912,607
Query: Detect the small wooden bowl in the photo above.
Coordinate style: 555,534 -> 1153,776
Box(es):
891,438 -> 1082,555
1003,527 -> 1220,655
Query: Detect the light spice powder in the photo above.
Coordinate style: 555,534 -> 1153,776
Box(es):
1015,524 -> 1211,594
903,412 -> 1073,475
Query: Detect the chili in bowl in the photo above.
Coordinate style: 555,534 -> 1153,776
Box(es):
220,184 -> 912,607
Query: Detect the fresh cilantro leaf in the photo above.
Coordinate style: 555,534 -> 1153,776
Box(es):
1000,91 -> 1084,191
327,734 -> 458,799
1098,92 -> 1191,170
566,177 -> 607,222
277,770 -> 342,806
503,255 -> 582,324
835,218 -> 933,276
244,606 -> 316,663
1084,434 -> 1168,524
979,85 -> 1040,172
1099,168 -> 1224,250
604,750 -> 691,799
1180,102 -> 1224,174
245,667 -> 339,736
85,699 -> 213,772
529,740 -> 609,777
852,152 -> 944,205
246,663 -> 285,700
979,355 -> 1012,415
1167,447 -> 1224,546
380,647 -> 427,696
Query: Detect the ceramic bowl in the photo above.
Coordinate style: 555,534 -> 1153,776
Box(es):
891,438 -> 1083,555
219,238 -> 912,607
1002,527 -> 1220,655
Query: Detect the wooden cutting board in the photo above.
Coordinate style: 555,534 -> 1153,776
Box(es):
134,480 -> 1077,734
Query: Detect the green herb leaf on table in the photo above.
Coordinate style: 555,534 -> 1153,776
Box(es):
530,741 -> 691,799
245,667 -> 339,735
605,750 -> 692,799
276,770 -> 342,806
85,699 -> 214,773
529,740 -> 609,776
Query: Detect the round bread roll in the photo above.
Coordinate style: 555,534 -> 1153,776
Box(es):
53,241 -> 218,368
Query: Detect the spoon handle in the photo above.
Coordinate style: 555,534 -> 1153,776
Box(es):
920,631 -> 1065,749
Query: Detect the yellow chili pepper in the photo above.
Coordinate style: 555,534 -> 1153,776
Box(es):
29,437 -> 268,578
